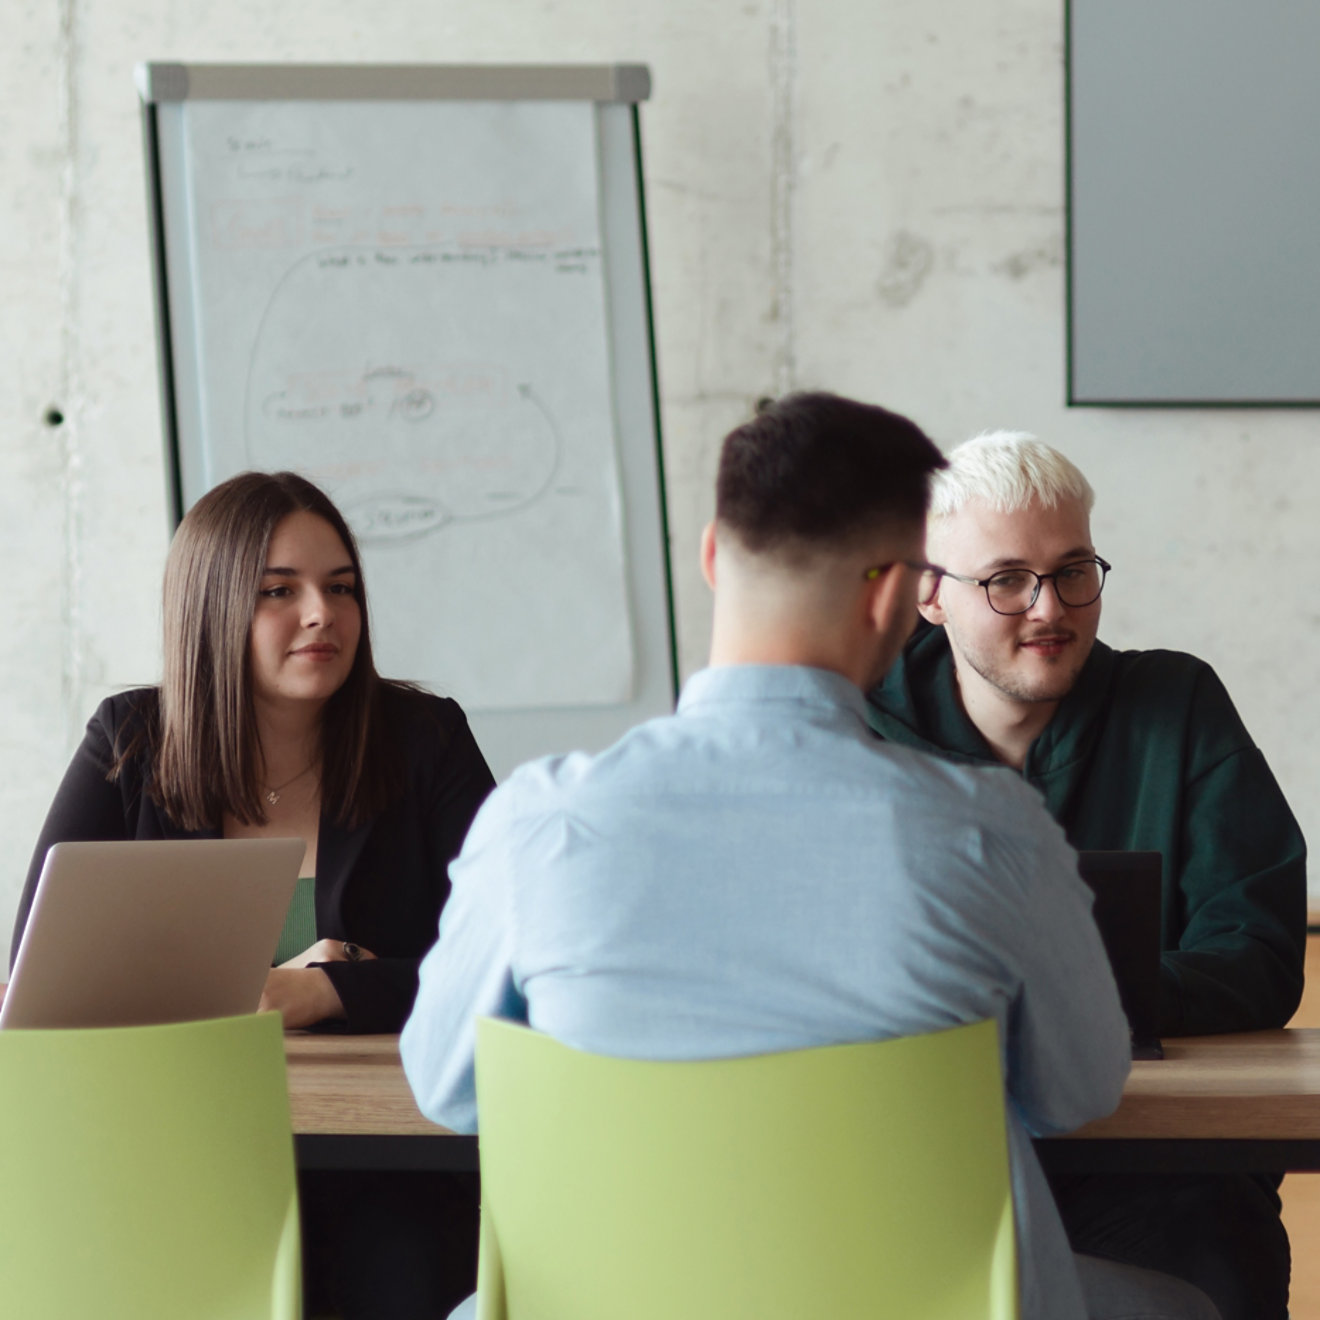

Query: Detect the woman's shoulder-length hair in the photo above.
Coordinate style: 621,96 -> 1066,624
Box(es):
120,470 -> 408,832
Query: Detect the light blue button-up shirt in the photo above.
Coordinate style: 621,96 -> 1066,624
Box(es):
403,665 -> 1130,1320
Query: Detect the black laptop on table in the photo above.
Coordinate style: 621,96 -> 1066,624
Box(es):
1076,850 -> 1164,1061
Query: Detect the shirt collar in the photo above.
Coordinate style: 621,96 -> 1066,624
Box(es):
678,664 -> 869,724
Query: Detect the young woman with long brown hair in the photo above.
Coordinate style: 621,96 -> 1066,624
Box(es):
14,470 -> 494,1031
13,470 -> 495,1316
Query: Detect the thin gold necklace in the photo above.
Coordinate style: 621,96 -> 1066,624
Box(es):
263,763 -> 315,807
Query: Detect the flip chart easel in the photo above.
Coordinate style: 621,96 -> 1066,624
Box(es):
138,63 -> 676,778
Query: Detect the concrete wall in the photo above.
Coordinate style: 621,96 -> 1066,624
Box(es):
4,0 -> 1318,939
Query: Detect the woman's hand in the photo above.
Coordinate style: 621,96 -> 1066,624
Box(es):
279,938 -> 377,970
259,967 -> 346,1030
263,940 -> 376,1028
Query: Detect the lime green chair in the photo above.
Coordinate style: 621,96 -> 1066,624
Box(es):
0,1011 -> 300,1320
473,1016 -> 1017,1320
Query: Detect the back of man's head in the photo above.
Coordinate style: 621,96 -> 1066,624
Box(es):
715,392 -> 945,560
930,429 -> 1093,520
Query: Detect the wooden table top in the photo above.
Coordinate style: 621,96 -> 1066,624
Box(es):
286,1027 -> 1320,1145
285,1032 -> 448,1138
1067,1028 -> 1320,1141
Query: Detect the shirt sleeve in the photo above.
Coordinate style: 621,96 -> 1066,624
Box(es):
400,782 -> 530,1132
989,790 -> 1131,1137
1161,670 -> 1307,1035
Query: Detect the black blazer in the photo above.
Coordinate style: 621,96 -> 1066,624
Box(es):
12,685 -> 496,1033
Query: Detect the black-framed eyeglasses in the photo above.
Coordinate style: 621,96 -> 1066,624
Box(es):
937,556 -> 1112,616
863,559 -> 947,607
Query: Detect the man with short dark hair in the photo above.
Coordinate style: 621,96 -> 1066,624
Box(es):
403,395 -> 1219,1320
867,429 -> 1305,1320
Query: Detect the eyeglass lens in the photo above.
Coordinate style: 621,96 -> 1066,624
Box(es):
986,561 -> 1105,615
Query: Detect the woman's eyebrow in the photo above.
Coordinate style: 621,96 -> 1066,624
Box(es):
260,564 -> 357,577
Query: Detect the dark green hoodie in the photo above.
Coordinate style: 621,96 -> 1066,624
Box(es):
867,622 -> 1306,1037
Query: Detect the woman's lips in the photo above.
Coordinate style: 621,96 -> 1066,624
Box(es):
291,644 -> 339,661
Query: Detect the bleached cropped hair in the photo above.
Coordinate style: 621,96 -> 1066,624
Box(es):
928,430 -> 1094,519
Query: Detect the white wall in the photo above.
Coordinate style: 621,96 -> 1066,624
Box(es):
3,0 -> 1317,940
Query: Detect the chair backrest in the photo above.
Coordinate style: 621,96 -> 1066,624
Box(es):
0,1011 -> 300,1320
474,1016 -> 1017,1320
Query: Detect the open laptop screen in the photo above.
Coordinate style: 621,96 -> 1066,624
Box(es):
1,838 -> 302,1030
1076,850 -> 1163,1060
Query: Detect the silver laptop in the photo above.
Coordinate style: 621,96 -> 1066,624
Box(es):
1,838 -> 303,1029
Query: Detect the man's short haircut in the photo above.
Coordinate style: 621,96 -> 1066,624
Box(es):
930,430 -> 1094,519
716,392 -> 945,556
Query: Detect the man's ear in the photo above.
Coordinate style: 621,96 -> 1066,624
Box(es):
699,521 -> 717,591
862,562 -> 911,635
917,586 -> 946,627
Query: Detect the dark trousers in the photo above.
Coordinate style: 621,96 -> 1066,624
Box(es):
1050,1171 -> 1289,1320
299,1170 -> 480,1320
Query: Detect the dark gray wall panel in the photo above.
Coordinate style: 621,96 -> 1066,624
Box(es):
1069,0 -> 1320,404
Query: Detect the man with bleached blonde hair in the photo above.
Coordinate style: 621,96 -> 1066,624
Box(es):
868,429 -> 1305,1320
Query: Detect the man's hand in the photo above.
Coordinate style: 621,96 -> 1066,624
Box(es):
278,939 -> 377,970
259,967 -> 346,1030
